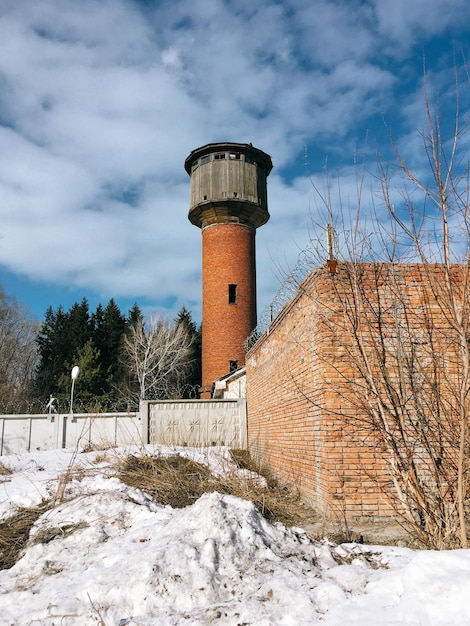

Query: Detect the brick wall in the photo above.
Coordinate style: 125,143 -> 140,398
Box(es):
246,262 -> 466,522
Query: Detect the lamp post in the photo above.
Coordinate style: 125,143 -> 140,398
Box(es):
70,365 -> 80,417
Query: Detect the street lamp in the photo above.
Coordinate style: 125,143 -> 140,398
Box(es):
70,365 -> 80,418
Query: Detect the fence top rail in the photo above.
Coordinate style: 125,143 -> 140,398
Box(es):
0,412 -> 139,420
142,399 -> 243,405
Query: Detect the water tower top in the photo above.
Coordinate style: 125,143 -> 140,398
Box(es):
184,142 -> 273,175
185,142 -> 273,230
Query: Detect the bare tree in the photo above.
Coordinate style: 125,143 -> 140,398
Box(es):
0,288 -> 39,412
123,315 -> 195,404
296,66 -> 470,548
303,261 -> 467,548
380,70 -> 470,548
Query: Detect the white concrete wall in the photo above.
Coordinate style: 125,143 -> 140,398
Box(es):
142,399 -> 247,449
1,400 -> 247,455
213,368 -> 246,399
225,374 -> 246,399
0,412 -> 141,455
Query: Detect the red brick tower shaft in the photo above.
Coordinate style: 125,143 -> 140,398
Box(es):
185,142 -> 272,397
202,223 -> 256,392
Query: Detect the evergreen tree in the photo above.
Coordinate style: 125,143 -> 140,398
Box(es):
67,298 -> 91,352
116,303 -> 144,408
127,303 -> 144,330
92,299 -> 127,397
57,339 -> 106,411
175,306 -> 201,398
34,305 -> 69,397
89,304 -> 107,396
33,299 -> 198,409
35,299 -> 92,403
101,299 -> 127,373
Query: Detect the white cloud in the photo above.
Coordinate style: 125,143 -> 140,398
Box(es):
374,0 -> 470,51
0,0 -> 468,322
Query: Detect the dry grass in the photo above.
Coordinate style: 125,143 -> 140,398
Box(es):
117,453 -> 226,509
0,501 -> 50,570
32,522 -> 89,546
229,449 -> 317,527
116,449 -> 318,528
0,448 -> 318,572
0,450 -> 95,571
0,461 -> 12,476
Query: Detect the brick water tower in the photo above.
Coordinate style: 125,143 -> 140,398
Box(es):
185,142 -> 273,397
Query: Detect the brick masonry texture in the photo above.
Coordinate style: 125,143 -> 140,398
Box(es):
202,223 -> 257,392
246,262 -> 467,522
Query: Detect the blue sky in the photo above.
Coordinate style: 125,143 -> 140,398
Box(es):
0,0 -> 469,324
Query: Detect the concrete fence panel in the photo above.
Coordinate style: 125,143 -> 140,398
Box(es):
0,414 -> 59,455
61,413 -> 142,450
0,412 -> 141,455
141,399 -> 247,449
1,400 -> 247,455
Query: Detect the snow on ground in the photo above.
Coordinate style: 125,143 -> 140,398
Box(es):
1,446 -> 470,625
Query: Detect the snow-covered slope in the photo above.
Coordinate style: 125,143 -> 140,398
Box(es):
1,447 -> 469,625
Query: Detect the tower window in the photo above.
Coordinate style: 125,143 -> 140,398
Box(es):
229,152 -> 241,160
228,284 -> 237,304
214,153 -> 225,160
201,155 -> 211,165
229,360 -> 238,372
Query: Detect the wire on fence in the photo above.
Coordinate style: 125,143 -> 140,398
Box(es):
246,249 -> 317,350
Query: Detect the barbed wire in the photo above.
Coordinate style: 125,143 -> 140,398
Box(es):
246,248 -> 318,350
0,396 -> 137,415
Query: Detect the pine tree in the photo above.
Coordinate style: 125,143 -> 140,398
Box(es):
35,299 -> 92,404
127,303 -> 143,330
67,298 -> 91,351
33,299 -> 198,409
92,299 -> 127,397
57,339 -> 106,411
175,306 -> 201,398
115,304 -> 144,408
34,305 -> 69,397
